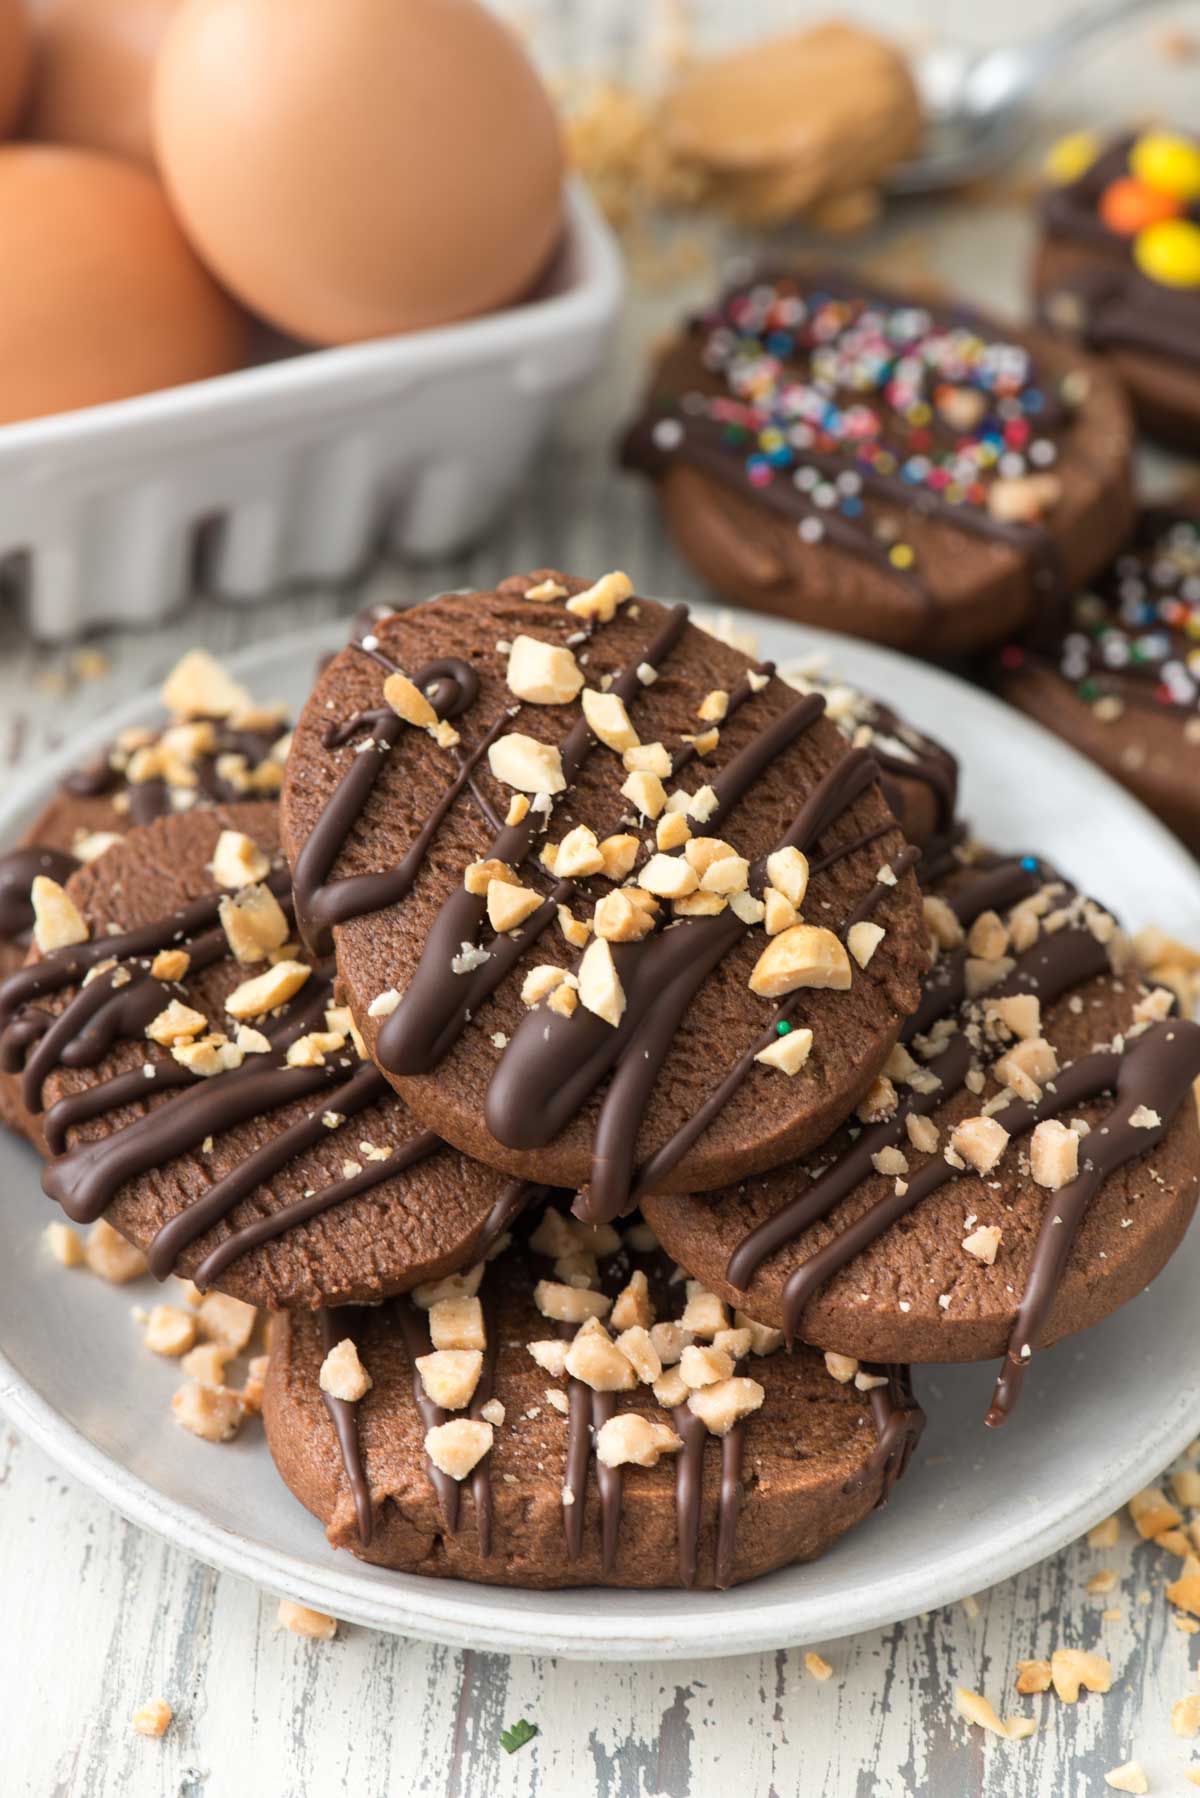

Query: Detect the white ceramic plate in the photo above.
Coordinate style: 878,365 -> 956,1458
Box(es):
1,615 -> 1197,1661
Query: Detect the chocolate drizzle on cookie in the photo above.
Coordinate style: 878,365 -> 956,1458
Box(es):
0,846 -> 80,944
312,1233 -> 924,1583
0,838 -> 529,1301
623,271 -> 1074,612
716,856 -> 1200,1422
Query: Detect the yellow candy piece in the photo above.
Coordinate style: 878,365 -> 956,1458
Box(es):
1044,130 -> 1100,185
1129,130 -> 1200,202
1133,218 -> 1200,288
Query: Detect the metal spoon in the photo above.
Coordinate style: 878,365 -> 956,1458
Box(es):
887,0 -> 1171,194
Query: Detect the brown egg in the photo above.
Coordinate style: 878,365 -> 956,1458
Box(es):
28,0 -> 180,165
0,145 -> 247,423
0,0 -> 33,138
153,0 -> 565,345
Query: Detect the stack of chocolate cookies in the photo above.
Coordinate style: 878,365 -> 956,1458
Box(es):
2,588 -> 1198,1592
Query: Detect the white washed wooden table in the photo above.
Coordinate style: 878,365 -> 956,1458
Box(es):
4,6 -> 1200,1791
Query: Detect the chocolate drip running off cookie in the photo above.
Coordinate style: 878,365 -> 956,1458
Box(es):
276,1231 -> 923,1588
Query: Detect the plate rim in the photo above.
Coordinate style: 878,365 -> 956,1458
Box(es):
1,610 -> 1197,1661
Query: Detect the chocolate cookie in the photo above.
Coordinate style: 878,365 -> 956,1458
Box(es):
998,503 -> 1200,854
643,850 -> 1200,1423
0,648 -> 291,1080
280,575 -> 930,1216
621,268 -> 1134,656
264,1218 -> 923,1589
1034,130 -> 1200,447
0,804 -> 540,1309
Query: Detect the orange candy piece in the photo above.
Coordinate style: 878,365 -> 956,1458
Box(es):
1099,176 -> 1182,236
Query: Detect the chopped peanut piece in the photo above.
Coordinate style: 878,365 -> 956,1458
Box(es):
197,1292 -> 257,1353
534,1281 -> 611,1324
847,921 -> 885,969
906,1113 -> 940,1154
654,813 -> 690,855
522,964 -> 571,1007
149,948 -> 191,982
506,635 -> 584,705
44,1221 -> 84,1267
680,1288 -> 728,1338
1103,1764 -> 1148,1795
638,852 -> 699,899
181,1343 -> 229,1387
527,1339 -> 569,1377
131,1698 -> 173,1738
1088,1516 -> 1120,1549
425,1418 -> 494,1480
144,1306 -> 197,1358
749,925 -> 852,997
277,1600 -> 337,1640
383,670 -> 438,730
824,1352 -> 859,1384
1168,1572 -> 1200,1616
30,876 -> 89,952
614,1326 -> 661,1384
171,1379 -> 244,1442
172,1033 -> 244,1077
987,994 -> 1041,1041
320,1338 -> 373,1403
673,892 -> 726,918
763,887 -> 798,936
680,1343 -> 734,1388
653,1367 -> 689,1408
557,904 -> 591,948
950,1116 -> 1010,1175
624,742 -> 672,777
219,884 -> 289,963
1172,1469 -> 1200,1508
857,1075 -> 897,1122
650,1322 -> 689,1366
553,825 -> 606,880
566,1326 -> 637,1392
525,578 -> 567,601
1050,1647 -> 1111,1702
610,1269 -> 653,1332
1014,1659 -> 1052,1695
581,688 -> 639,752
962,1224 -> 1002,1266
594,893 -> 650,949
210,830 -> 271,890
415,1349 -> 483,1410
162,649 -> 249,719
565,570 -> 632,623
1129,1487 -> 1182,1539
994,1036 -> 1059,1102
145,999 -> 208,1046
595,1413 -> 683,1468
225,959 -> 310,1020
735,1311 -> 783,1355
714,1327 -> 752,1360
766,847 -> 810,908
687,1376 -> 764,1435
240,1355 -> 269,1414
464,857 -> 513,897
1172,1694 -> 1200,1738
486,878 -> 542,935
1029,1119 -> 1079,1191
954,1689 -> 1032,1740
578,937 -> 625,1027
286,1029 -> 345,1068
699,854 -> 749,895
85,1218 -> 147,1284
621,768 -> 669,819
966,910 -> 1010,960
755,1026 -> 813,1076
597,833 -> 639,879
412,1264 -> 483,1308
923,895 -> 963,949
488,732 -> 565,795
429,1296 -> 486,1352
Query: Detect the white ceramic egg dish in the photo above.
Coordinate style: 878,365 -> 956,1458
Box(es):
1,181 -> 621,643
